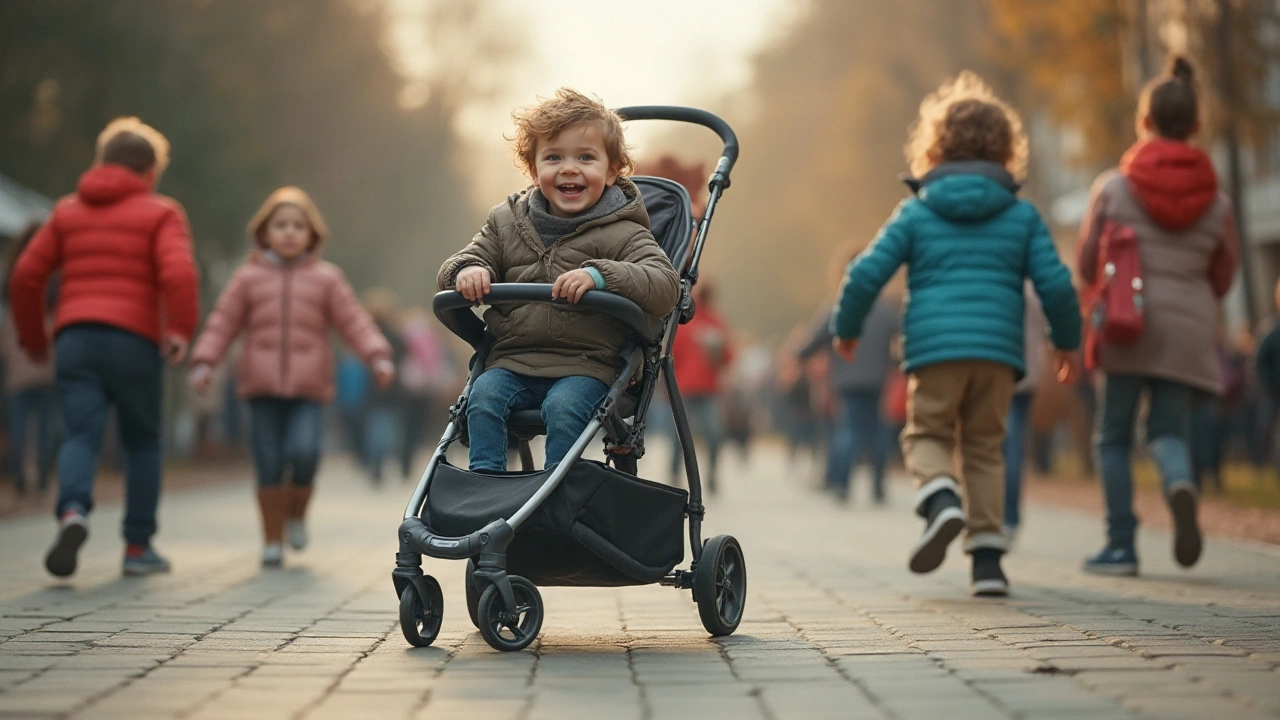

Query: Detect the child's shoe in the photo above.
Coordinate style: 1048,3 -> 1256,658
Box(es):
45,508 -> 89,578
286,520 -> 308,551
123,545 -> 172,576
1168,481 -> 1202,568
1083,545 -> 1138,576
261,543 -> 284,568
970,548 -> 1009,596
909,477 -> 965,573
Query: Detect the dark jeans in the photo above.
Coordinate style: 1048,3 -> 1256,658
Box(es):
400,396 -> 433,479
467,368 -> 607,472
1002,392 -> 1033,529
1096,374 -> 1195,550
364,404 -> 399,481
824,389 -> 887,498
249,397 -> 322,487
9,384 -> 59,492
54,325 -> 163,546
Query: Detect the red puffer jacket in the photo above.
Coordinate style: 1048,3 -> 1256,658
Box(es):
9,164 -> 200,356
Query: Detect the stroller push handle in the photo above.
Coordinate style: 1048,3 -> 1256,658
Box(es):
616,106 -> 739,187
432,284 -> 657,350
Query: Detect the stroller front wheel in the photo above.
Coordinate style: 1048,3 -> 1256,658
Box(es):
399,576 -> 443,647
695,535 -> 746,636
476,575 -> 543,652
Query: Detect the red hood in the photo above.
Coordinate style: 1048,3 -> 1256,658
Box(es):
76,164 -> 151,206
1120,140 -> 1218,230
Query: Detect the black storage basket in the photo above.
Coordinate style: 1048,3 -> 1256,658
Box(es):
424,459 -> 688,587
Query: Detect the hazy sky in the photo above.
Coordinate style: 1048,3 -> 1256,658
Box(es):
389,0 -> 798,201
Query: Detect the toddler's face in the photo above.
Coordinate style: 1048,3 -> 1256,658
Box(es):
533,123 -> 619,218
265,204 -> 311,260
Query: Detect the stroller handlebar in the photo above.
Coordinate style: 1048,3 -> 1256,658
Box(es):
432,284 -> 657,349
616,106 -> 738,187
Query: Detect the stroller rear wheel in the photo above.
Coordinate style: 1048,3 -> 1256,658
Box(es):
464,559 -> 481,629
476,575 -> 543,652
694,535 -> 746,636
398,575 -> 443,647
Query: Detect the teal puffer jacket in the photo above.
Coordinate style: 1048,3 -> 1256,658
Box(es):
832,162 -> 1080,378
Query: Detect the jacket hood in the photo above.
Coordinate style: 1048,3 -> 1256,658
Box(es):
510,176 -> 651,232
1120,139 -> 1218,230
904,161 -> 1020,222
76,164 -> 151,206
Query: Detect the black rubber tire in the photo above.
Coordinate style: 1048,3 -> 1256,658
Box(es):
464,559 -> 481,629
398,575 -> 443,648
694,535 -> 746,636
476,575 -> 543,652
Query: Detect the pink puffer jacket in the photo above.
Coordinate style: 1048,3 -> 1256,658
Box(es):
191,251 -> 390,402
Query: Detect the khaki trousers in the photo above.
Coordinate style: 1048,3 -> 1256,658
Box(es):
902,360 -> 1015,545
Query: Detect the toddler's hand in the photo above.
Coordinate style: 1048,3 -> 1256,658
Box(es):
455,266 -> 491,302
1054,350 -> 1080,384
374,360 -> 396,388
833,338 -> 858,362
189,364 -> 213,395
552,269 -> 596,304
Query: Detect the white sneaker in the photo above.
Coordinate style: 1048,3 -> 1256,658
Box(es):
261,543 -> 284,568
286,520 -> 308,551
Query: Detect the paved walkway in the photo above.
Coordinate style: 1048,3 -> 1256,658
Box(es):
1,443 -> 1278,720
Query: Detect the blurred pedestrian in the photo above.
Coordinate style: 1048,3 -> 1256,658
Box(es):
1003,288 -> 1048,540
189,187 -> 394,568
398,306 -> 459,480
1,222 -> 59,496
832,72 -> 1081,596
799,297 -> 899,504
362,288 -> 406,484
335,352 -> 371,460
10,118 -> 199,577
1078,57 -> 1237,577
670,282 -> 734,493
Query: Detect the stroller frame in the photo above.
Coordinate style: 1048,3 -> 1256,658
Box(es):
393,107 -> 743,652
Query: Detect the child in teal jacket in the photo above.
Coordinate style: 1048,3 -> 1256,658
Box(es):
832,72 -> 1081,596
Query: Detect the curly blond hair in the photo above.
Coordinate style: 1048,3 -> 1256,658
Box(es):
510,88 -> 633,178
95,117 -> 170,176
905,72 -> 1028,179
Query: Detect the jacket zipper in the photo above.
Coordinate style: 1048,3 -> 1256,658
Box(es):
281,266 -> 293,391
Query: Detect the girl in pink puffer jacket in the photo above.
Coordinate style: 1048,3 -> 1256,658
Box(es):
189,187 -> 394,568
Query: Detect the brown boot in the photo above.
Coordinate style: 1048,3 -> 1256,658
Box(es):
257,487 -> 287,567
285,484 -> 313,550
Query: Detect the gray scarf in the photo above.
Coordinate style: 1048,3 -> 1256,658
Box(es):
528,185 -> 628,247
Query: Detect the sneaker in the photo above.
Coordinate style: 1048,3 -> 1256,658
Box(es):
261,543 -> 284,568
971,548 -> 1009,596
123,545 -> 172,576
286,520 -> 308,551
1168,481 -> 1202,568
909,478 -> 966,574
45,509 -> 89,578
1083,545 -> 1138,576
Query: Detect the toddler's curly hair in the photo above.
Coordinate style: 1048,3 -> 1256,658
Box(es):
905,72 -> 1028,179
511,89 -> 634,178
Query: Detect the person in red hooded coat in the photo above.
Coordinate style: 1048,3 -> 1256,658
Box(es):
9,117 -> 199,578
1077,57 -> 1238,577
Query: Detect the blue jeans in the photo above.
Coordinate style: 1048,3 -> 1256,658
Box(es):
1002,392 -> 1033,529
249,397 -> 322,487
670,394 -> 725,486
467,369 -> 607,472
363,406 -> 400,481
824,389 -> 887,497
54,325 -> 163,546
9,384 -> 58,491
1096,374 -> 1195,549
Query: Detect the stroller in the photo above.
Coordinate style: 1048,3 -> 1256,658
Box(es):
393,106 -> 745,652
